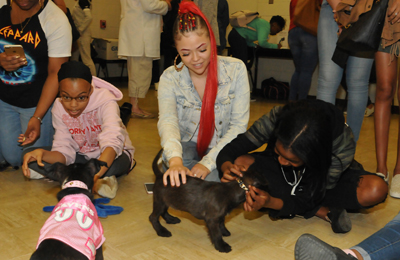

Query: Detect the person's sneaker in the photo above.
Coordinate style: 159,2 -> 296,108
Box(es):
390,174 -> 400,198
295,233 -> 357,260
0,161 -> 10,172
364,105 -> 374,117
94,176 -> 118,199
0,161 -> 19,171
327,208 -> 352,233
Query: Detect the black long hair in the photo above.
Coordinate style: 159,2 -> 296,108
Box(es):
273,100 -> 333,194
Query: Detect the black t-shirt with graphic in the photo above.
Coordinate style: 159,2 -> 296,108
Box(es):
0,0 -> 71,108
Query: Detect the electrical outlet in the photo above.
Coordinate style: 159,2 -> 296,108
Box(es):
100,20 -> 106,29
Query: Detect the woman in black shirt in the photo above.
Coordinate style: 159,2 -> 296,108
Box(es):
217,100 -> 388,233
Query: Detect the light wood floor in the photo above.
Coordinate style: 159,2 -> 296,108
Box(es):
2,81 -> 400,260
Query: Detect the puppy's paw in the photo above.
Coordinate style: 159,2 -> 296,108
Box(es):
215,241 -> 232,253
221,228 -> 231,237
156,226 -> 172,237
163,214 -> 181,224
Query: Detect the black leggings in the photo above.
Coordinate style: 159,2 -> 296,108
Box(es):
228,28 -> 254,70
23,146 -> 131,178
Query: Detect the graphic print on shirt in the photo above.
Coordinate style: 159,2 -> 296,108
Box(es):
37,195 -> 104,260
62,110 -> 102,153
0,39 -> 36,85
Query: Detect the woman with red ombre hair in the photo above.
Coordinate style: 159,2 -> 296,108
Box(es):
157,0 -> 250,186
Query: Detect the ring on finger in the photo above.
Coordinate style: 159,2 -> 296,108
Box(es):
396,12 -> 398,16
194,174 -> 197,177
22,136 -> 26,142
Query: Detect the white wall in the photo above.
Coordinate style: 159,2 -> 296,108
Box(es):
65,0 -> 121,39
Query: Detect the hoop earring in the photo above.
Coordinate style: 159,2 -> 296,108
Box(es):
174,54 -> 184,72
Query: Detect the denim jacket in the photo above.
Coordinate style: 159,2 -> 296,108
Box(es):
157,56 -> 250,172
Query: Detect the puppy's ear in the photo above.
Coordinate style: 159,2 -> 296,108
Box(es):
44,162 -> 67,182
252,173 -> 269,191
86,159 -> 108,177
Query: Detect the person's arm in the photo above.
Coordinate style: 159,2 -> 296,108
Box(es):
243,185 -> 284,211
22,148 -> 66,177
94,147 -> 116,182
95,101 -> 127,180
256,20 -> 278,49
217,133 -> 259,181
140,0 -> 169,15
196,60 -> 250,175
20,57 -> 69,146
327,0 -> 341,10
52,0 -> 68,13
0,52 -> 27,71
157,70 -> 193,186
77,8 -> 93,34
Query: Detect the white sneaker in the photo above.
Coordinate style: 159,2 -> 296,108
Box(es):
390,175 -> 400,198
29,169 -> 45,180
364,105 -> 374,117
94,176 -> 118,199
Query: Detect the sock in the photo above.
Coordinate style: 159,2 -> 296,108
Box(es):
343,249 -> 358,259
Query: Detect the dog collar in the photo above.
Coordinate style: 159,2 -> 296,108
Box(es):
237,178 -> 249,191
62,181 -> 88,190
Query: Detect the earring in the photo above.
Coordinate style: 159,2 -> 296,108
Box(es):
174,54 -> 184,72
10,0 -> 12,6
39,0 -> 43,8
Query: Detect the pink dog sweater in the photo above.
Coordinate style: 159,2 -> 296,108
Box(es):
37,194 -> 105,260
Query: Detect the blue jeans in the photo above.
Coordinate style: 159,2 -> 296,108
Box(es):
317,0 -> 374,142
351,211 -> 400,260
0,99 -> 54,166
181,141 -> 220,182
288,27 -> 318,100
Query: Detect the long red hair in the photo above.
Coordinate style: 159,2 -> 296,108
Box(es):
174,0 -> 218,158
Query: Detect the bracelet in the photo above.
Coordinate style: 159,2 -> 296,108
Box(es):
31,116 -> 42,124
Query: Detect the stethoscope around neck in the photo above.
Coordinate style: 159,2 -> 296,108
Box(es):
280,165 -> 306,196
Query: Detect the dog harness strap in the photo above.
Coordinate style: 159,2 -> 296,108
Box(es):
237,178 -> 249,191
62,181 -> 89,190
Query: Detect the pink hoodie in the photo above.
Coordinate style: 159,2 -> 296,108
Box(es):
51,76 -> 135,166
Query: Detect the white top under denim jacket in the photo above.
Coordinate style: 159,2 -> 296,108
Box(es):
158,56 -> 250,172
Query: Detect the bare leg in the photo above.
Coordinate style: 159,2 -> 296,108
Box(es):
374,52 -> 397,177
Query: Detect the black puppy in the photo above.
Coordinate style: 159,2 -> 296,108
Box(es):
149,149 -> 268,253
31,159 -> 107,260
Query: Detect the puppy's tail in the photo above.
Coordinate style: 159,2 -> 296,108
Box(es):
152,148 -> 164,177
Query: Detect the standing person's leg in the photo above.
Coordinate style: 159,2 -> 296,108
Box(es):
127,56 -> 154,118
228,29 -> 248,67
316,0 -> 343,104
288,27 -> 302,100
78,29 -> 97,76
295,28 -> 318,100
345,56 -> 374,142
374,51 -> 397,178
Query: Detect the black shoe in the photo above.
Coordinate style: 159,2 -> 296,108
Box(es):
0,161 -> 10,172
328,208 -> 352,233
295,233 -> 357,260
119,102 -> 132,126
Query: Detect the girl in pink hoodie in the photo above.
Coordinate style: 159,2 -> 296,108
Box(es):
22,61 -> 135,198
